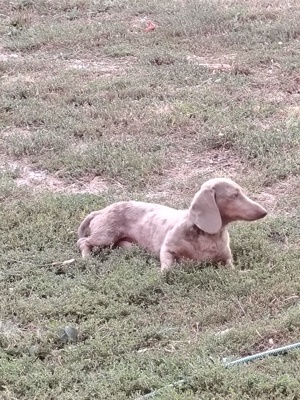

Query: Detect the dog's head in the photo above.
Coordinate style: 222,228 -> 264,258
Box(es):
189,178 -> 267,234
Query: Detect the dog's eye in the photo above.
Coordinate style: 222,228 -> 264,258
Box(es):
233,192 -> 239,198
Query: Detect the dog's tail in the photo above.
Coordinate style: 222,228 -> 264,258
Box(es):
77,211 -> 99,239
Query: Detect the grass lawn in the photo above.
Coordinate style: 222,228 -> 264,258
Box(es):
1,0 -> 300,398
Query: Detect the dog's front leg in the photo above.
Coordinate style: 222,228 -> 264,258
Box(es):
220,258 -> 234,269
160,246 -> 176,272
219,240 -> 234,269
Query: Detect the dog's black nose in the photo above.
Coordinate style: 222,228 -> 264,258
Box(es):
259,208 -> 268,219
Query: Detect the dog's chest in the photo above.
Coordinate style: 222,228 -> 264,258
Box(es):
177,227 -> 230,262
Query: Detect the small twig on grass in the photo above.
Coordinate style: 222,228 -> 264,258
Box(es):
3,258 -> 75,268
232,296 -> 246,316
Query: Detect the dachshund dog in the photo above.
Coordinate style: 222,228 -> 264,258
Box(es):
77,178 -> 267,271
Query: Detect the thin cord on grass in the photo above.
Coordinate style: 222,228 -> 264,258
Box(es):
136,341 -> 300,400
224,341 -> 300,367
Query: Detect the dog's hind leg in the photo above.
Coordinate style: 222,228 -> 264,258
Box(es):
77,237 -> 93,258
77,230 -> 122,258
115,238 -> 135,249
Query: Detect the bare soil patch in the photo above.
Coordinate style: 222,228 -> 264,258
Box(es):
259,176 -> 300,215
15,167 -> 110,194
1,157 -> 110,194
0,46 -> 20,61
187,54 -> 239,74
146,149 -> 245,202
65,56 -> 136,76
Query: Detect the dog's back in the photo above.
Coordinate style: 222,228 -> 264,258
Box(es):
90,201 -> 185,255
78,201 -> 186,257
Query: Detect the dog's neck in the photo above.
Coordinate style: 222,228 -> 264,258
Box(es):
221,217 -> 232,227
191,223 -> 227,237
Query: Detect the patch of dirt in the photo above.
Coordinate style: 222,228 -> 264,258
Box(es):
167,148 -> 243,181
0,46 -> 20,62
154,103 -> 175,115
255,191 -> 277,212
187,55 -> 232,72
186,54 -> 251,75
1,48 -> 136,83
130,16 -> 156,33
146,148 -> 296,216
16,168 -> 109,194
65,56 -> 137,76
2,73 -> 39,85
1,159 -> 109,194
258,176 -> 300,215
224,0 -> 298,11
146,149 -> 245,201
1,128 -> 31,137
0,320 -> 22,340
267,176 -> 299,196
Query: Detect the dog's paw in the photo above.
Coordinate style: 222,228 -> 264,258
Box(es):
224,259 -> 234,269
160,263 -> 172,273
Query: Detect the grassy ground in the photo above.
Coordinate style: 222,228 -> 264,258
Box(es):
1,0 -> 300,398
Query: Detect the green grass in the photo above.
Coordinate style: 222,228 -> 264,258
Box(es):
1,0 -> 300,398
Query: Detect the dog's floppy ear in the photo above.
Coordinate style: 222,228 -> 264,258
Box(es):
189,187 -> 222,234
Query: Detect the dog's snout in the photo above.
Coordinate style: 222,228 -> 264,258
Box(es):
258,207 -> 267,219
249,201 -> 268,221
229,196 -> 268,222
